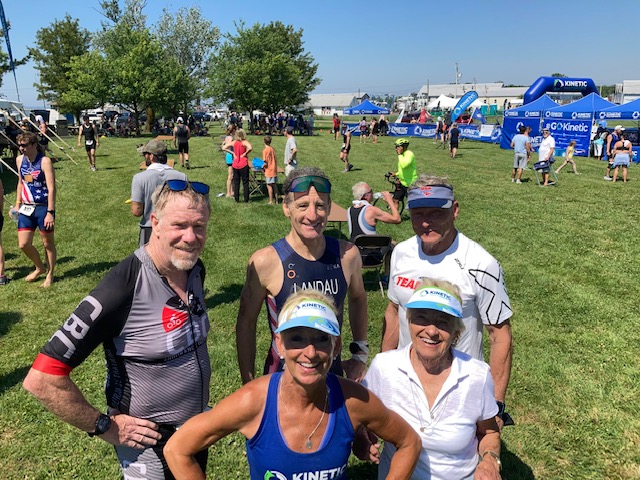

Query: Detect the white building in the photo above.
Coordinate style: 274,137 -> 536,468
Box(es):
615,80 -> 640,103
305,93 -> 369,116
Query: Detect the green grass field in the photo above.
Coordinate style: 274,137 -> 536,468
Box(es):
1,124 -> 639,479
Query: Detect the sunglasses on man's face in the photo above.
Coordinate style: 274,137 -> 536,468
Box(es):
289,175 -> 332,194
162,179 -> 210,195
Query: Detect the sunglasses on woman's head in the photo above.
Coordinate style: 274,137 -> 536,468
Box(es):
162,179 -> 210,195
289,175 -> 331,194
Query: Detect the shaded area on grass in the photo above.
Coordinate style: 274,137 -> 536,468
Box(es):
58,260 -> 119,281
205,283 -> 244,308
503,440 -> 536,479
0,311 -> 22,337
0,365 -> 30,396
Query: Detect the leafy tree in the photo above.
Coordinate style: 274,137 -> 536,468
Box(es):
155,6 -> 219,111
207,21 -> 319,129
29,15 -> 91,119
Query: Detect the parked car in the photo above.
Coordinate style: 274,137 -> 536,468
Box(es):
192,111 -> 211,122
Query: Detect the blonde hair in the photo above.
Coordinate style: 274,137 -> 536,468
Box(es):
407,278 -> 465,339
151,183 -> 211,219
235,129 -> 247,141
278,288 -> 338,328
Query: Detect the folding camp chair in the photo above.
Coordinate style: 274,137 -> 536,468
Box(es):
353,234 -> 392,297
249,158 -> 265,196
533,158 -> 558,186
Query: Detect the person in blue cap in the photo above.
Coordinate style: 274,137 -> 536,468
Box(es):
362,279 -> 502,480
382,174 -> 513,428
165,289 -> 421,480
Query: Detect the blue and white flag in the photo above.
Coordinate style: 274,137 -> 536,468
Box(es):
0,0 -> 19,101
471,107 -> 486,124
451,91 -> 478,122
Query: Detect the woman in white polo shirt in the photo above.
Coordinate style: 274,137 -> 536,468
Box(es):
362,279 -> 502,480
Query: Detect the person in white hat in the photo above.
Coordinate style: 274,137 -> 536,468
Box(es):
164,289 -> 421,479
363,279 -> 502,480
604,125 -> 624,180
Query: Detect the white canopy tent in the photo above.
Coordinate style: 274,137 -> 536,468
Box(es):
427,94 -> 482,110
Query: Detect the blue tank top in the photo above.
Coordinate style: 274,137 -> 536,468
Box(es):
263,237 -> 348,374
20,153 -> 49,205
246,372 -> 353,480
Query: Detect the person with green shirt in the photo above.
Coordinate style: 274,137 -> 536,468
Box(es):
389,138 -> 418,209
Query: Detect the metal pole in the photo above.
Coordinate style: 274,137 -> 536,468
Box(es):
10,105 -> 78,165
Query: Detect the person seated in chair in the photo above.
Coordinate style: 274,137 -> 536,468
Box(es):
348,182 -> 401,283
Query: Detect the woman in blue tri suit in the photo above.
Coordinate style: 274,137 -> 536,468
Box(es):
165,289 -> 420,480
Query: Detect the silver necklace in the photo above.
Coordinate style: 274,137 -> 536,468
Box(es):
408,377 -> 449,433
281,385 -> 330,449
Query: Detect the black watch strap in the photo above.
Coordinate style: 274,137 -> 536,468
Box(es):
496,401 -> 515,426
88,414 -> 111,437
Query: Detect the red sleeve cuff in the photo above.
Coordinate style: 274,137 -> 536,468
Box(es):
32,353 -> 73,376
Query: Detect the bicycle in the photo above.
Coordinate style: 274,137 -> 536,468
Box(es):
373,172 -> 405,215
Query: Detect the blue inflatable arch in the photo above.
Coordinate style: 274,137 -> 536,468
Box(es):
523,77 -> 598,105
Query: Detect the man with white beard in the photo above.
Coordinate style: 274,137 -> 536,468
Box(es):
24,180 -> 213,479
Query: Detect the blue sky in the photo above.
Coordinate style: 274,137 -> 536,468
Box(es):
2,0 -> 639,108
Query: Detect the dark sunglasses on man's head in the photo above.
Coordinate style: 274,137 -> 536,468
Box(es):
162,179 -> 210,195
289,175 -> 331,194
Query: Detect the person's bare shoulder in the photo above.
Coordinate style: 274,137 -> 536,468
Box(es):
246,244 -> 283,293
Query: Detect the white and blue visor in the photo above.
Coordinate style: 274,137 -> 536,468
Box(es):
275,300 -> 340,336
407,185 -> 454,209
405,287 -> 463,318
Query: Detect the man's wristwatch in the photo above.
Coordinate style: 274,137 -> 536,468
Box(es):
88,413 -> 112,437
480,451 -> 502,471
46,210 -> 55,218
349,341 -> 369,363
496,401 -> 515,426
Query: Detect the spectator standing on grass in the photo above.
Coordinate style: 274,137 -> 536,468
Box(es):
382,174 -> 514,428
538,127 -> 555,187
555,140 -> 580,175
23,180 -> 212,480
131,139 -> 187,247
222,125 -> 236,197
263,135 -> 278,205
449,122 -> 460,158
604,125 -> 623,181
77,115 -> 99,171
333,113 -> 341,140
0,177 -> 7,285
284,126 -> 298,176
308,113 -> 315,136
370,118 -> 379,144
14,131 -> 56,288
236,167 -> 369,385
173,117 -> 191,170
611,132 -> 632,183
227,128 -> 253,203
359,117 -> 368,143
510,125 -> 531,183
339,123 -> 353,172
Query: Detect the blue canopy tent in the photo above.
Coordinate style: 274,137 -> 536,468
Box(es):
544,93 -> 615,156
343,99 -> 390,115
596,97 -> 640,120
500,95 -> 560,150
